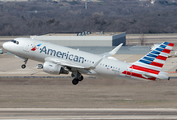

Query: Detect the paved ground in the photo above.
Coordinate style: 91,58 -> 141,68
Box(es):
1,108 -> 177,119
0,77 -> 177,108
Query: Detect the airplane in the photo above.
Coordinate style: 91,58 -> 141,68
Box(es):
2,38 -> 174,85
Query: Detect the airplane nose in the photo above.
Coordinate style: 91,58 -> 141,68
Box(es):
2,42 -> 8,50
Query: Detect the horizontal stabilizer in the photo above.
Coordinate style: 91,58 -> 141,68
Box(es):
142,73 -> 157,78
143,71 -> 169,80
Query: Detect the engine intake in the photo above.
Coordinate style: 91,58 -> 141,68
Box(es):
43,61 -> 69,75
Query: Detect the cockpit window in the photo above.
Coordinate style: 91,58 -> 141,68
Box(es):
11,40 -> 15,43
11,40 -> 19,45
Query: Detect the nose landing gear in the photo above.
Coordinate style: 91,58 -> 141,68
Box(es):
21,64 -> 26,69
21,58 -> 28,69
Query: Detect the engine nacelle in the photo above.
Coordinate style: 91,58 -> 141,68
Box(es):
43,61 -> 69,75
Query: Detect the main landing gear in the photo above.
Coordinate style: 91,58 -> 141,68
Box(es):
71,72 -> 84,85
21,58 -> 28,69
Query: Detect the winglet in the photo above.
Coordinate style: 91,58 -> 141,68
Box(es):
88,58 -> 103,69
109,43 -> 123,55
99,43 -> 123,58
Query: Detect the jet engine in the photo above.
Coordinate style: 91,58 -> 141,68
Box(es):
43,61 -> 69,75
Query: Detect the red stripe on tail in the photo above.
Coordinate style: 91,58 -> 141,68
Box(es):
162,49 -> 171,54
168,43 -> 174,47
130,65 -> 160,75
150,61 -> 163,68
122,71 -> 156,81
156,55 -> 167,61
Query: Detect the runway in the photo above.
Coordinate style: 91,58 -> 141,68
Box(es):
1,108 -> 177,119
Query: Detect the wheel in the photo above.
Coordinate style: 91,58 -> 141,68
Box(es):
72,79 -> 79,85
78,76 -> 84,81
21,64 -> 26,69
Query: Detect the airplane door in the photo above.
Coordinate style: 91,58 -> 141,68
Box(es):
23,41 -> 34,52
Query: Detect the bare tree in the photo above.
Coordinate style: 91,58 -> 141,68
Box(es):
0,0 -> 177,35
139,34 -> 146,46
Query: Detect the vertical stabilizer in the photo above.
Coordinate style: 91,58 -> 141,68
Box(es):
122,42 -> 174,81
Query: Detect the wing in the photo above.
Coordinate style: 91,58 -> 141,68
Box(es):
44,57 -> 103,70
99,43 -> 123,58
45,57 -> 85,69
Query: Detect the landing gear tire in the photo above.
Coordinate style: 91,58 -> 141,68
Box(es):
78,76 -> 84,81
21,59 -> 28,69
21,64 -> 26,69
72,79 -> 79,85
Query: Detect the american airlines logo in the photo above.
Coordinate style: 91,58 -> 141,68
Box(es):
31,43 -> 42,51
39,46 -> 85,63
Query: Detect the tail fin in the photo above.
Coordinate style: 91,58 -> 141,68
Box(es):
129,42 -> 174,81
134,42 -> 174,70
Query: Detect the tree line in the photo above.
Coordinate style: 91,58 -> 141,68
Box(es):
0,0 -> 177,35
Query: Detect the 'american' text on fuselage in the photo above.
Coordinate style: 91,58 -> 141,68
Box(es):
40,46 -> 85,63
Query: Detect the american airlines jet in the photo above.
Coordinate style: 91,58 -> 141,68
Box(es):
2,38 -> 174,85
